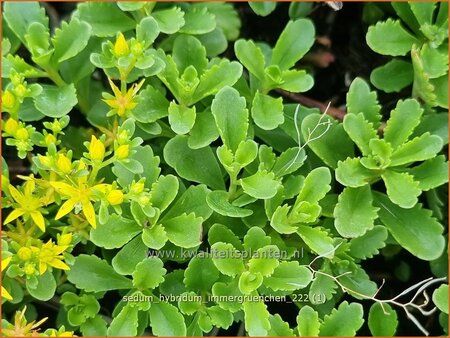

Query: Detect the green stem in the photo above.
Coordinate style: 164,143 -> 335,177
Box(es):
44,66 -> 66,87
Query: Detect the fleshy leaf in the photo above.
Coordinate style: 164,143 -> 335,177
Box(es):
346,77 -> 381,126
243,301 -> 270,336
370,59 -> 413,92
319,301 -> 364,336
297,226 -> 334,257
211,86 -> 248,153
52,18 -> 91,63
132,257 -> 166,289
149,302 -> 186,336
271,19 -> 315,70
107,304 -> 138,336
34,84 -> 78,118
389,133 -> 443,166
248,245 -> 280,277
368,303 -> 398,336
264,261 -> 312,291
296,306 -> 320,336
238,271 -> 263,294
335,157 -> 376,188
90,215 -> 141,249
168,102 -> 196,135
366,19 -> 418,56
241,170 -> 281,199
268,314 -> 295,336
384,99 -> 423,149
381,170 -> 421,208
334,186 -> 379,238
234,39 -> 266,81
349,226 -> 388,259
297,167 -> 331,204
433,284 -> 449,314
152,7 -> 185,34
343,113 -> 378,156
211,242 -> 245,276
251,92 -> 284,130
248,2 -> 277,17
162,213 -> 203,248
66,255 -> 133,292
184,256 -> 219,291
408,156 -> 449,191
374,192 -> 445,261
206,190 -> 253,218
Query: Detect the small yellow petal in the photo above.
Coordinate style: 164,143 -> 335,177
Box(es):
30,211 -> 46,232
2,286 -> 13,301
8,185 -> 24,204
39,262 -> 47,275
89,135 -> 105,162
2,256 -> 12,271
3,208 -> 26,225
82,200 -> 96,228
107,77 -> 122,98
49,258 -> 70,271
51,182 -> 78,196
114,32 -> 129,57
55,199 -> 77,220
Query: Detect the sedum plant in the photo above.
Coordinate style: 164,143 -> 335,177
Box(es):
1,1 -> 448,337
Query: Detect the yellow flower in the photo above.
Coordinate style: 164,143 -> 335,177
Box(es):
2,306 -> 48,337
107,190 -> 124,205
3,118 -> 18,135
89,135 -> 105,162
17,247 -> 32,261
4,181 -> 47,232
15,127 -> 29,140
45,133 -> 57,146
32,240 -> 70,274
130,181 -> 145,194
102,78 -> 144,117
51,165 -> 108,228
2,90 -> 16,110
2,256 -> 13,301
114,32 -> 130,57
115,144 -> 129,159
57,233 -> 73,246
56,154 -> 72,174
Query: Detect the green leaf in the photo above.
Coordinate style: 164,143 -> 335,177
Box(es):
241,170 -> 281,199
150,175 -> 179,213
195,2 -> 240,40
409,2 -> 436,25
268,314 -> 295,336
211,242 -> 245,276
235,140 -> 259,167
389,133 -> 443,166
132,257 -> 166,289
75,2 -> 136,37
211,86 -> 248,153
297,226 -> 334,257
136,17 -> 159,47
133,85 -> 170,123
179,7 -> 216,35
249,2 -> 277,17
152,7 -> 185,34
209,224 -> 243,251
34,84 -> 77,118
243,301 -> 271,336
178,292 -> 202,315
278,69 -> 314,92
408,156 -> 448,191
370,59 -> 413,92
366,19 -> 418,56
368,303 -> 398,336
243,227 -> 271,252
162,213 -> 202,248
431,74 -> 449,109
26,270 -> 56,301
184,256 -> 220,291
346,77 -> 381,126
188,111 -> 219,149
52,18 -> 91,63
90,215 -> 141,249
149,302 -> 186,336
300,114 -> 354,168
3,2 -> 48,45
212,281 -> 243,313
296,306 -> 320,336
25,22 -> 49,57
349,225 -> 388,259
207,306 -> 234,329
272,19 -> 315,70
297,167 -> 331,204
271,204 -> 297,234
374,192 -> 445,261
142,224 -> 168,250
264,261 -> 312,291
67,255 -> 133,292
335,158 -> 376,188
420,43 -> 448,79
107,304 -> 138,336
192,60 -> 243,103
319,301 -> 364,336
384,99 -> 423,149
248,245 -> 280,277
163,184 -> 213,221
117,2 -> 146,11
168,102 -> 196,134
343,113 -> 378,156
206,190 -> 253,218
309,266 -> 338,303
251,92 -> 284,130
334,186 -> 379,238
164,135 -> 224,190
112,236 -> 148,275
381,170 -> 421,208
234,39 -> 266,81
80,316 -> 107,336
173,35 -> 207,74
433,284 -> 449,314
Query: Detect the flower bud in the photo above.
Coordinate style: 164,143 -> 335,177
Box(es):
58,233 -> 73,246
38,155 -> 53,168
117,130 -> 129,144
131,181 -> 145,194
15,127 -> 29,140
57,154 -> 72,174
114,33 -> 130,57
107,190 -> 124,205
14,84 -> 27,98
89,135 -> 105,162
17,247 -> 32,261
131,41 -> 143,56
3,118 -> 18,135
45,134 -> 56,146
2,90 -> 16,110
115,144 -> 129,160
23,262 -> 36,276
138,195 -> 150,205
